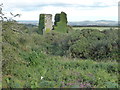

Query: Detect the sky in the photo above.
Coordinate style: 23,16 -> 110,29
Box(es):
1,0 -> 119,21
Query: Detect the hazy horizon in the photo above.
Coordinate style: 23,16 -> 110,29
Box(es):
17,20 -> 118,22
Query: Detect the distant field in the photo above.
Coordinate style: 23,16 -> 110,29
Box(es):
72,26 -> 118,31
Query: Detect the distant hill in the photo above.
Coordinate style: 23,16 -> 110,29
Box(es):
18,20 -> 118,26
68,20 -> 118,26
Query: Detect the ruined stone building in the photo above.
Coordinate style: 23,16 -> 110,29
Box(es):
39,14 -> 53,34
38,12 -> 68,34
44,14 -> 53,33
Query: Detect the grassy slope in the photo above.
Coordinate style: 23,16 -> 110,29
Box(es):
2,21 -> 119,88
3,51 -> 118,88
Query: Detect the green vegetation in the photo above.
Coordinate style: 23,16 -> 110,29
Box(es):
68,29 -> 118,60
73,26 -> 118,31
54,14 -> 60,26
38,14 -> 45,34
45,28 -> 51,33
2,21 -> 119,88
54,12 -> 68,33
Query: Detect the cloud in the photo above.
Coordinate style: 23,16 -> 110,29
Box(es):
2,0 -> 118,11
1,0 -> 118,21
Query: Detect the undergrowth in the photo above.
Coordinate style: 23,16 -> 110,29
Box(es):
2,21 -> 119,88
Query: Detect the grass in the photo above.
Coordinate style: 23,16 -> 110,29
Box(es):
2,21 -> 119,88
72,26 -> 118,31
2,52 -> 118,88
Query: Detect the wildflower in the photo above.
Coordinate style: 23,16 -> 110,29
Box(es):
41,76 -> 43,80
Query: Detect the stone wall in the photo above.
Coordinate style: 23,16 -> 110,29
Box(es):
39,12 -> 67,34
39,14 -> 53,34
44,14 -> 53,34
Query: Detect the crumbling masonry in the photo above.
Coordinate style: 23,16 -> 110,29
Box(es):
39,14 -> 53,34
38,12 -> 68,34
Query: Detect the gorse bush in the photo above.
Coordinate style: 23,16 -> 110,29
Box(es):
39,29 -> 118,61
67,29 -> 118,60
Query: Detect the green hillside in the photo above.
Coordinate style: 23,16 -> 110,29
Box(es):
2,21 -> 119,88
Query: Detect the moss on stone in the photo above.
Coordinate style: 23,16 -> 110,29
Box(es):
38,14 -> 45,35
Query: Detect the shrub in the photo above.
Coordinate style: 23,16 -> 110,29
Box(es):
2,20 -> 118,88
67,29 -> 118,60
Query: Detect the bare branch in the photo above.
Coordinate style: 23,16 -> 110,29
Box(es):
0,3 -> 3,7
10,12 -> 13,16
0,3 -> 21,21
4,17 -> 8,21
14,14 -> 21,17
